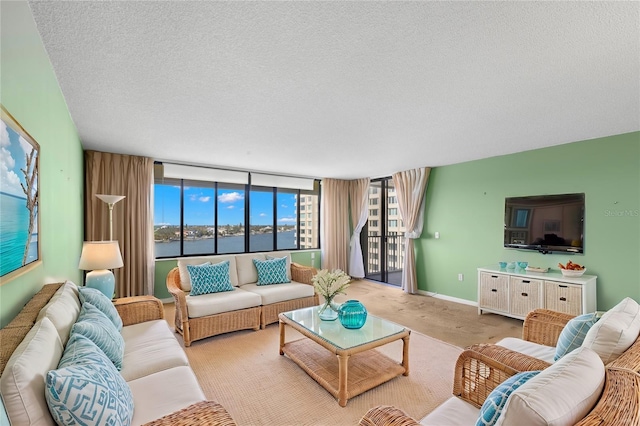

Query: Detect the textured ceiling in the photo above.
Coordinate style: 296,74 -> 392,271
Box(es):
29,1 -> 639,180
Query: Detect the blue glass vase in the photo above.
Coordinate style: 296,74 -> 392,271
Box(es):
318,298 -> 339,321
338,300 -> 367,329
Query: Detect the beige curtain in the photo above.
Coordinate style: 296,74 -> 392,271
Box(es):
392,167 -> 431,293
348,178 -> 370,278
321,178 -> 350,272
85,151 -> 154,297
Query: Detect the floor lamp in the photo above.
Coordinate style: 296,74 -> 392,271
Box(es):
96,194 -> 126,240
80,194 -> 126,298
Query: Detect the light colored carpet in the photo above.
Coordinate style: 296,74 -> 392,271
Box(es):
182,323 -> 462,425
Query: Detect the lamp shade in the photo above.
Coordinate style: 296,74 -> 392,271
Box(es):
78,241 -> 124,270
96,194 -> 126,205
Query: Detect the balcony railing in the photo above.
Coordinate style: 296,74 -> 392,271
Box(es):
364,234 -> 404,286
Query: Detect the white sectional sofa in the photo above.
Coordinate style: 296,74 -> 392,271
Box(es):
0,281 -> 236,425
166,251 -> 318,346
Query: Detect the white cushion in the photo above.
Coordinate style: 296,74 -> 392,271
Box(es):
186,287 -> 261,318
240,281 -> 314,305
235,253 -> 265,285
495,346 -> 605,426
178,255 -> 239,291
128,366 -> 205,425
496,337 -> 556,364
36,281 -> 81,345
420,396 -> 480,425
0,317 -> 62,426
582,297 -> 640,364
120,320 -> 189,381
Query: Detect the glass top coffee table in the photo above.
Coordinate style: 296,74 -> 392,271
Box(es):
278,306 -> 410,406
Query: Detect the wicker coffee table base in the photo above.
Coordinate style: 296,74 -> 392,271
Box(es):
279,316 -> 410,407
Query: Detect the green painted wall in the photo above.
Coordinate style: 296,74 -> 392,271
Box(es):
417,132 -> 640,311
0,1 -> 84,327
154,250 -> 321,299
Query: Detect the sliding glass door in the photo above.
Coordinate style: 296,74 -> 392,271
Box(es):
362,178 -> 405,286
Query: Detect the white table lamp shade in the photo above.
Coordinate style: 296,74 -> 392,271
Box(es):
79,241 -> 123,298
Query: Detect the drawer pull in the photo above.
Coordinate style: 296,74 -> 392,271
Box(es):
560,297 -> 567,301
521,292 -> 528,297
491,275 -> 499,278
559,285 -> 568,288
523,280 -> 530,284
491,289 -> 497,292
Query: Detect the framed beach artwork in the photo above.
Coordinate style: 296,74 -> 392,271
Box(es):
0,105 -> 41,283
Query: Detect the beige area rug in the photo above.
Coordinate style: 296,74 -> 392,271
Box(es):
181,324 -> 463,426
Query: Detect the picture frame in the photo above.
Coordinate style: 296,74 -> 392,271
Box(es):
1,105 -> 41,283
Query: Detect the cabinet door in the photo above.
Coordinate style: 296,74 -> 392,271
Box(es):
545,281 -> 583,316
479,273 -> 509,313
509,277 -> 543,317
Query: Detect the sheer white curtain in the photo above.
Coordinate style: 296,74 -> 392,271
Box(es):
392,167 -> 431,293
321,179 -> 350,272
348,179 -> 370,278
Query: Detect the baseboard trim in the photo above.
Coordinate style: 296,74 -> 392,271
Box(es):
160,293 -> 476,307
416,290 -> 478,307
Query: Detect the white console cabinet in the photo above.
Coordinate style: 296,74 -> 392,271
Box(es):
477,267 -> 597,320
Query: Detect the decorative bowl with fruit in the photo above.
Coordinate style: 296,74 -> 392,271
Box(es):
558,261 -> 586,277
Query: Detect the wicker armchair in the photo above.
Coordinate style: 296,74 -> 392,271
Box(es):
360,349 -> 522,425
469,307 -> 640,373
360,366 -> 640,426
361,307 -> 640,426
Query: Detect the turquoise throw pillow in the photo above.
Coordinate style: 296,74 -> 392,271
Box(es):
554,312 -> 599,361
46,336 -> 134,426
71,302 -> 125,370
253,257 -> 290,285
79,286 -> 123,331
59,333 -> 106,369
187,261 -> 234,296
476,370 -> 541,426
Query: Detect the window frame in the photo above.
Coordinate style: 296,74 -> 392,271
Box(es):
154,174 -> 320,259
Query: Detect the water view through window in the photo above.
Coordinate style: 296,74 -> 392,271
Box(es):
154,180 -> 317,258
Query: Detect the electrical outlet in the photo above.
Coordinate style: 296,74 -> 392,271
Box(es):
458,273 -> 464,281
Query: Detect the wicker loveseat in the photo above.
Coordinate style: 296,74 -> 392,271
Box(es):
166,251 -> 318,346
360,300 -> 640,425
0,282 -> 237,425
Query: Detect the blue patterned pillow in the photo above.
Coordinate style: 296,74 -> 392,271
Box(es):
59,333 -> 104,369
554,312 -> 599,361
476,371 -> 541,426
71,302 -> 125,370
187,261 -> 234,296
46,337 -> 134,426
253,257 -> 290,285
79,286 -> 123,331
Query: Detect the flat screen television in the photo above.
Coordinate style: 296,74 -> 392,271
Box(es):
504,193 -> 585,254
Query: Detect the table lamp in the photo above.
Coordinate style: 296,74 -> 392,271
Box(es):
78,241 -> 124,299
